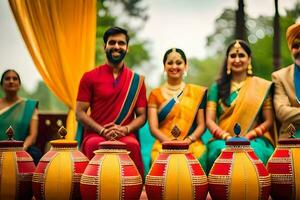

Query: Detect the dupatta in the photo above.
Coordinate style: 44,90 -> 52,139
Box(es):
218,76 -> 275,143
0,99 -> 37,141
157,84 -> 207,140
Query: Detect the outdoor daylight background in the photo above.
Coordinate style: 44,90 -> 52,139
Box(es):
0,0 -> 299,112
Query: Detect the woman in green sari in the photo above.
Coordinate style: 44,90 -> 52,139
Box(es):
205,40 -> 276,172
0,69 -> 41,164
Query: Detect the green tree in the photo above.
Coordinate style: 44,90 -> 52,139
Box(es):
30,81 -> 68,112
235,0 -> 246,40
206,2 -> 300,81
0,81 -> 68,112
206,8 -> 235,55
187,56 -> 223,87
273,0 -> 281,70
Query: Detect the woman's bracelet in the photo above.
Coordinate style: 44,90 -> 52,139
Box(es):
188,135 -> 196,142
221,132 -> 230,140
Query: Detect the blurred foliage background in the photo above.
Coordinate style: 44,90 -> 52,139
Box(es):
1,0 -> 299,112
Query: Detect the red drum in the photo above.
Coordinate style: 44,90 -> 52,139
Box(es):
208,137 -> 271,200
32,128 -> 89,200
267,138 -> 300,200
145,141 -> 208,200
0,127 -> 35,200
80,141 -> 143,200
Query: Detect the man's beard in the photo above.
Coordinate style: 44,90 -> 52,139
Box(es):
106,48 -> 127,65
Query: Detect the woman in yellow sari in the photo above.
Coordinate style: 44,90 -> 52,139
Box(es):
148,48 -> 207,166
205,40 -> 276,172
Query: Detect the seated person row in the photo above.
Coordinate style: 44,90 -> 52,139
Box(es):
146,23 -> 300,174
74,26 -> 288,176
147,40 -> 277,173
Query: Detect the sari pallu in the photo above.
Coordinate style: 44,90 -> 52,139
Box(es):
0,99 -> 41,164
205,77 -> 276,172
0,99 -> 37,141
149,84 -> 207,161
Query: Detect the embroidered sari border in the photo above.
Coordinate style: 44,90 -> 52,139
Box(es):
158,91 -> 183,123
115,73 -> 143,125
219,77 -> 272,135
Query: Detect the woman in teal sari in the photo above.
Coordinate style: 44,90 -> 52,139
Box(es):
0,69 -> 41,164
204,40 -> 277,173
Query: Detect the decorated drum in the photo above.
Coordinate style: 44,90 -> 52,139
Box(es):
208,126 -> 271,200
145,141 -> 208,200
0,126 -> 36,200
32,127 -> 89,200
80,140 -> 143,200
267,137 -> 300,200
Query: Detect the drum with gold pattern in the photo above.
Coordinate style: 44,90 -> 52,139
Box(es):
80,140 -> 143,200
0,127 -> 36,200
145,141 -> 208,200
32,127 -> 89,200
208,135 -> 271,200
267,138 -> 300,200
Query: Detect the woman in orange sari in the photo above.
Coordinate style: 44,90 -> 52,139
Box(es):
148,48 -> 207,166
205,40 -> 276,172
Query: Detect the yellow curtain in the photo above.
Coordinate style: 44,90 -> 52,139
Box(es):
8,0 -> 96,139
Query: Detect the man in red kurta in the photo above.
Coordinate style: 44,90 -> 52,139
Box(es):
76,27 -> 147,177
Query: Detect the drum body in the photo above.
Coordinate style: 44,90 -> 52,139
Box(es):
80,141 -> 143,200
208,139 -> 271,200
267,139 -> 300,200
0,140 -> 35,200
32,140 -> 89,200
145,141 -> 208,200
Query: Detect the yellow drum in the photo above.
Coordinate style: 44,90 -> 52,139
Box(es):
32,127 -> 89,200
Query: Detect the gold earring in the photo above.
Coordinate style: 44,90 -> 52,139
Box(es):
247,64 -> 253,75
227,66 -> 231,75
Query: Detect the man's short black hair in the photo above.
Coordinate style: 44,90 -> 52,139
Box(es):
103,27 -> 130,44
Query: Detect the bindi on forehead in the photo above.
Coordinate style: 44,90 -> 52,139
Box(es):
233,40 -> 242,53
168,52 -> 182,60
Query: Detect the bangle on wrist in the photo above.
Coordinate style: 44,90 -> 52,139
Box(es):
221,132 -> 230,140
125,126 -> 130,134
188,135 -> 195,142
99,127 -> 105,136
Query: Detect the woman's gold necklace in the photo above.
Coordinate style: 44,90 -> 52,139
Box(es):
161,82 -> 185,100
231,80 -> 245,92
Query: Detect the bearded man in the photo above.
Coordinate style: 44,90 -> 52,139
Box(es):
272,23 -> 300,138
76,27 -> 147,177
